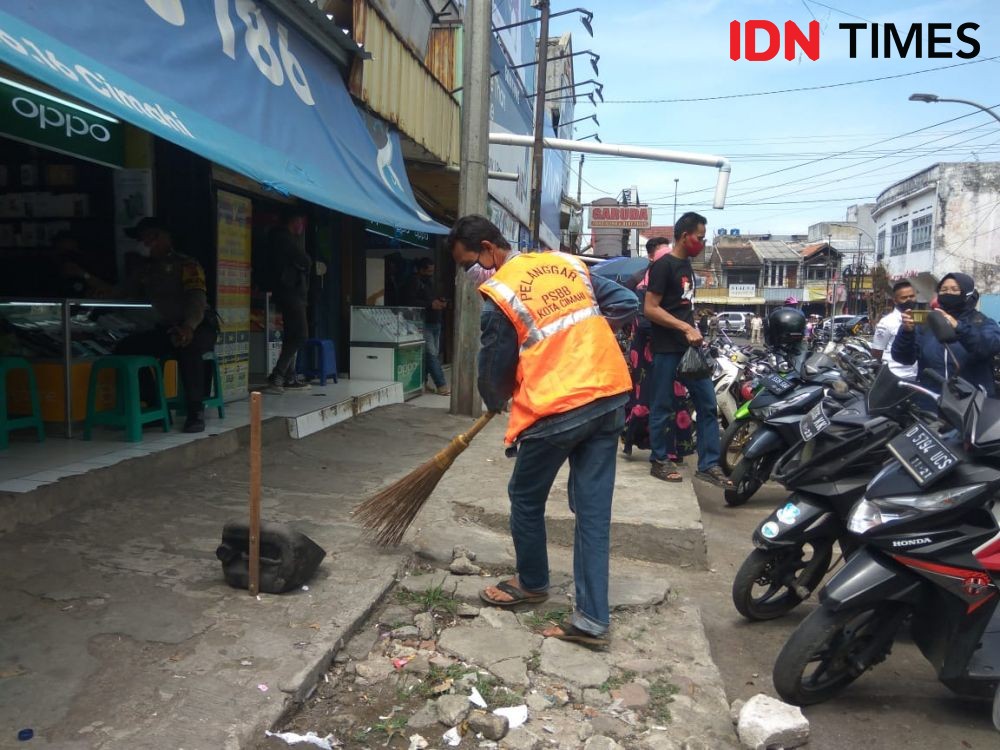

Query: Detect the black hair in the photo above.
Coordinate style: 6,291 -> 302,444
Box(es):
445,214 -> 511,255
645,236 -> 671,255
414,257 -> 434,271
674,211 -> 707,240
891,280 -> 914,294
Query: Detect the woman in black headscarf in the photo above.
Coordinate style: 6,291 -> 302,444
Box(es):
892,272 -> 1000,396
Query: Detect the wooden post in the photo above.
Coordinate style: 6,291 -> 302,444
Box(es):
248,391 -> 262,596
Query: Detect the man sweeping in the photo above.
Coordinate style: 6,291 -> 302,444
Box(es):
447,215 -> 638,646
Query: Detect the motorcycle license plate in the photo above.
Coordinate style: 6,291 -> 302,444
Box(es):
887,422 -> 959,487
761,371 -> 794,396
800,403 -> 830,442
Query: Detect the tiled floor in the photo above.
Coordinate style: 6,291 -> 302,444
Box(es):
0,378 -> 398,493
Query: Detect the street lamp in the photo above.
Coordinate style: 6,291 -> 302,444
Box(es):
561,114 -> 599,129
527,80 -> 603,103
510,50 -> 600,77
908,93 -> 1000,126
494,7 -> 594,37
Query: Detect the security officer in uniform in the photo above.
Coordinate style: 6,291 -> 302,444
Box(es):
82,217 -> 218,433
448,214 -> 637,646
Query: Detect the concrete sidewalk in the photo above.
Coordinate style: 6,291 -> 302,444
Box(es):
0,402 -> 722,749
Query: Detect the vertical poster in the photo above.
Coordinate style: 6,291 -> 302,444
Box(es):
215,191 -> 252,401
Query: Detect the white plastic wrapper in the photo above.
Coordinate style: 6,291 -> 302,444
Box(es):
493,704 -> 528,729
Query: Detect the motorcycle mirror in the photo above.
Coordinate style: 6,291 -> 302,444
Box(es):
927,309 -> 959,344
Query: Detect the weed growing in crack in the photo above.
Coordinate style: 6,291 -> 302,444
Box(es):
599,670 -> 637,694
523,607 -> 572,631
648,678 -> 679,724
475,675 -> 524,707
396,579 -> 459,615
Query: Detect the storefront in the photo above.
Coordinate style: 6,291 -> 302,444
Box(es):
0,3 -> 447,453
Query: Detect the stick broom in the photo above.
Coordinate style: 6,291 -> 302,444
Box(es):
353,412 -> 496,546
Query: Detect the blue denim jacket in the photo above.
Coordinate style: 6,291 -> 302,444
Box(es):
478,273 -> 638,441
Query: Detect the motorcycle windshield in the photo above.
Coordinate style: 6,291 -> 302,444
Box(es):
867,366 -> 911,415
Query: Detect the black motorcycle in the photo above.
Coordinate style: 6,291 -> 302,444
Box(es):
772,314 -> 1000,731
732,367 -> 926,620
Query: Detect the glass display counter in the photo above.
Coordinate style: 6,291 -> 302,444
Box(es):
0,298 -> 156,437
348,306 -> 424,399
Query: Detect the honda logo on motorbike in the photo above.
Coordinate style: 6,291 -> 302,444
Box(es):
962,573 -> 991,597
892,537 -> 932,548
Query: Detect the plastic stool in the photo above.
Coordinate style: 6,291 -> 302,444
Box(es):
0,357 -> 45,449
166,351 -> 226,419
297,339 -> 338,385
83,356 -> 170,442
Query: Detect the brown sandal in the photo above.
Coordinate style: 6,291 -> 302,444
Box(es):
479,579 -> 549,608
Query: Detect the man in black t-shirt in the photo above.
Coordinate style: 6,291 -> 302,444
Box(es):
643,212 -> 731,488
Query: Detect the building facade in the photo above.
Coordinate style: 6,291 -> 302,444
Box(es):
872,162 -> 1000,294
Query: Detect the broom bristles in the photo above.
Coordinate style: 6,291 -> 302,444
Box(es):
352,413 -> 495,547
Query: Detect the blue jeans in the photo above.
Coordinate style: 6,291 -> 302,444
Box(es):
508,406 -> 624,636
648,351 -> 722,473
423,322 -> 446,388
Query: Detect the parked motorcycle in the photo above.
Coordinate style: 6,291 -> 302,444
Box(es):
771,313 -> 1000,731
731,366 -> 927,620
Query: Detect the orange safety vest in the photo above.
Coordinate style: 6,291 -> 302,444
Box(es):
479,252 -> 632,444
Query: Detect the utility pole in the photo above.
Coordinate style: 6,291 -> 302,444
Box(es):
824,234 -> 833,319
672,178 -> 679,224
528,0 -> 551,249
577,153 -> 584,203
450,0 -> 491,418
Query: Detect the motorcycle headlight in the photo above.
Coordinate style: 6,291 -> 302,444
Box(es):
847,484 -> 984,535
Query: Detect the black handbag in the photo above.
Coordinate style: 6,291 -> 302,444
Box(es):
677,345 -> 713,380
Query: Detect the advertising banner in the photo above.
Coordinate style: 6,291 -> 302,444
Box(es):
215,190 -> 252,401
0,2 -> 445,233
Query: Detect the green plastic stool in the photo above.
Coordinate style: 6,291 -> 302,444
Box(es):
0,356 -> 45,449
166,351 -> 226,419
83,355 -> 170,442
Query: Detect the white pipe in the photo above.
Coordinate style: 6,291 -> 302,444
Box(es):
488,171 -> 520,182
488,132 -> 733,209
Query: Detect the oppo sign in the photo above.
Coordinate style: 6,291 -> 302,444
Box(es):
11,96 -> 111,142
0,78 -> 123,166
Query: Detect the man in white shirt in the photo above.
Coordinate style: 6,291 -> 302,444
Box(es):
871,280 -> 919,379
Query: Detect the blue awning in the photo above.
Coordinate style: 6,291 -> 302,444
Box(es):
0,2 -> 446,234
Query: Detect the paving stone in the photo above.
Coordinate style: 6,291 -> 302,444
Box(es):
457,603 -> 481,617
584,736 -> 625,750
736,694 -> 809,750
414,612 -> 436,640
618,658 -> 661,674
539,638 -> 610,688
407,699 -> 440,730
609,575 -> 670,610
613,682 -> 650,709
453,545 -> 477,561
589,715 -> 630,739
429,654 -> 456,669
639,734 -> 683,750
355,657 -> 394,682
437,694 -> 472,726
380,605 -> 416,627
438,625 -> 541,687
490,656 -> 530,687
582,689 -> 612,707
469,710 -> 509,741
526,693 -> 551,712
405,655 -> 431,675
392,625 -> 421,639
451,556 -> 483,575
479,608 -> 520,630
500,727 -> 542,750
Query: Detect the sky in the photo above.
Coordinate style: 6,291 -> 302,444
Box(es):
545,0 -> 1000,237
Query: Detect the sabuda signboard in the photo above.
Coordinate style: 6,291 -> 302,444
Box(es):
588,204 -> 652,229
